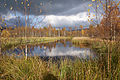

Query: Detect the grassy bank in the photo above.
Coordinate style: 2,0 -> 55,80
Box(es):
72,37 -> 120,52
72,37 -> 120,56
1,37 -> 120,80
72,37 -> 120,77
72,37 -> 102,44
0,55 -> 120,80
1,37 -> 71,51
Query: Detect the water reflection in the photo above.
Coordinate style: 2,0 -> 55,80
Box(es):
2,39 -> 96,59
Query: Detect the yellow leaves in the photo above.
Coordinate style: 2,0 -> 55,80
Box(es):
91,19 -> 93,22
1,30 -> 11,37
15,33 -> 17,35
0,26 -> 2,29
88,4 -> 92,7
97,5 -> 99,7
2,19 -> 4,23
88,19 -> 90,22
88,18 -> 94,22
14,25 -> 16,27
117,1 -> 120,6
5,23 -> 7,26
81,30 -> 84,35
21,2 -> 23,4
88,9 -> 90,12
102,4 -> 106,10
92,0 -> 95,2
27,4 -> 29,7
101,14 -> 103,16
88,13 -> 90,15
10,6 -> 13,10
108,5 -> 110,8
93,14 -> 95,17
17,7 -> 19,9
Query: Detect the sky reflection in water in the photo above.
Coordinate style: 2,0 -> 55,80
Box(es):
3,41 -> 96,59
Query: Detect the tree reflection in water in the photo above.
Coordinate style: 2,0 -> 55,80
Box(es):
2,39 -> 96,59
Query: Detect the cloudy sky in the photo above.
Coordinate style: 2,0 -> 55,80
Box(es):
0,0 -> 119,28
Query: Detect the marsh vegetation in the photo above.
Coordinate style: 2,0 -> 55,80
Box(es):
0,0 -> 120,80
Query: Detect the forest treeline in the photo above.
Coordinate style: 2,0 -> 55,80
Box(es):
1,17 -> 120,40
0,4 -> 120,41
1,25 -> 87,37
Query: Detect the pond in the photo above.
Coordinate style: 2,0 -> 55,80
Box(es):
2,39 -> 96,59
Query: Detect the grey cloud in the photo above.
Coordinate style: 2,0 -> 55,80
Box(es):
0,0 -> 99,28
1,16 -> 26,28
0,0 -> 90,15
58,1 -> 90,15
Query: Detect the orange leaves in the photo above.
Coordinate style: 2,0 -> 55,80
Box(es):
40,9 -> 42,13
80,25 -> 83,29
88,15 -> 90,18
93,14 -> 95,17
101,14 -> 103,16
88,8 -> 91,22
107,5 -> 110,8
1,30 -> 11,37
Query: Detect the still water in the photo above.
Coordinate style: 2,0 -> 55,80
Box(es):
2,39 -> 96,59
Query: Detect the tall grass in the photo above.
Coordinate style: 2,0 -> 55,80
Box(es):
0,38 -> 120,80
71,38 -> 120,80
0,53 -> 120,80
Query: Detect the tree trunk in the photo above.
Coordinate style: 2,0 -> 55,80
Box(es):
0,29 -> 1,54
